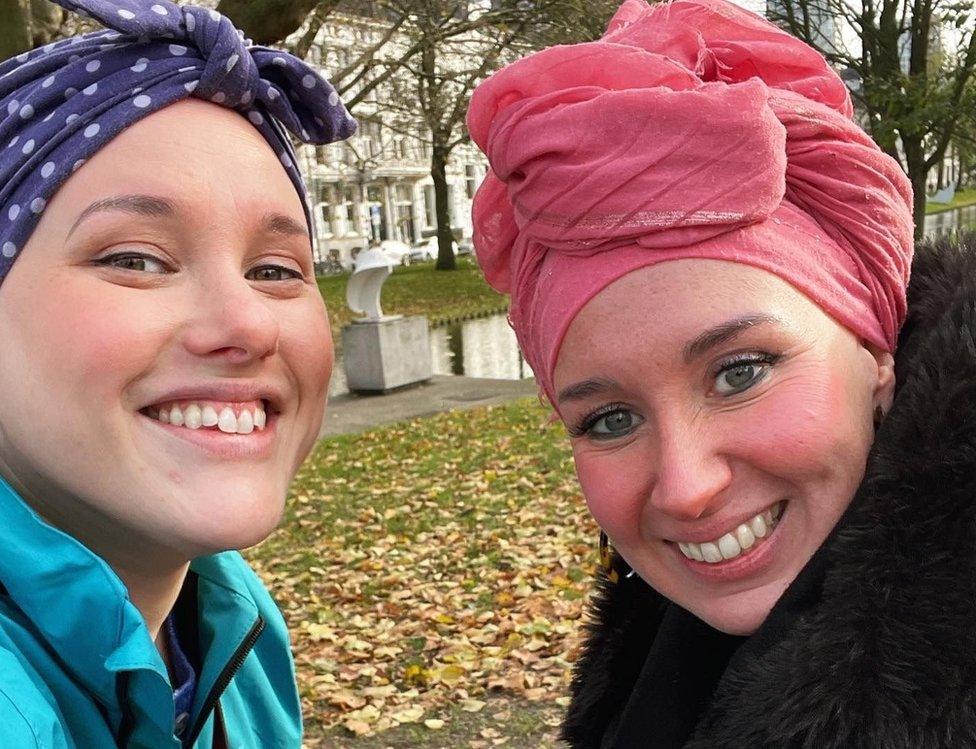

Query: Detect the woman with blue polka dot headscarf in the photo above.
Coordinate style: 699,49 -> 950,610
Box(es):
0,1 -> 354,746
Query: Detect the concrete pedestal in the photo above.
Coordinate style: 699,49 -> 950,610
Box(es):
341,315 -> 432,392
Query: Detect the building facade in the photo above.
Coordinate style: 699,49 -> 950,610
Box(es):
296,14 -> 489,269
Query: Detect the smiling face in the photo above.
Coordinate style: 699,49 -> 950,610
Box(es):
553,259 -> 895,635
0,100 -> 332,569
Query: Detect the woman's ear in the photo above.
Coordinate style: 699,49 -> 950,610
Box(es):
863,340 -> 896,413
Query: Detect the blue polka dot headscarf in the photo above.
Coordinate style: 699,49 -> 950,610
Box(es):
0,0 -> 357,282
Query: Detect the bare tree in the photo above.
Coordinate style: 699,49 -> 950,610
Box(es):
329,0 -> 617,269
1,0 -> 616,270
768,0 -> 976,240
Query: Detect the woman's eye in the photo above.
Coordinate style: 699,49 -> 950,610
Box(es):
246,265 -> 303,282
587,408 -> 643,439
97,253 -> 168,274
713,359 -> 770,395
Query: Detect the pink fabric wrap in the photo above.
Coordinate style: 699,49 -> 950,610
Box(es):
466,0 -> 914,404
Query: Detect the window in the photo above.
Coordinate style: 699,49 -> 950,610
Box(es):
335,184 -> 357,235
316,183 -> 332,236
423,185 -> 436,228
465,164 -> 479,199
363,120 -> 383,158
447,184 -> 457,225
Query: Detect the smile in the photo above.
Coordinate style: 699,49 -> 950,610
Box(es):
676,502 -> 783,564
143,400 -> 269,434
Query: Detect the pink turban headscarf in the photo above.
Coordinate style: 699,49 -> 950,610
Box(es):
467,0 -> 914,404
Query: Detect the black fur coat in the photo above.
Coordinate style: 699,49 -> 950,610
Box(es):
562,235 -> 976,749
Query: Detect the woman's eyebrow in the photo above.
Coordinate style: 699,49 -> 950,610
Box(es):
557,377 -> 620,404
262,212 -> 308,237
67,194 -> 175,239
682,313 -> 783,364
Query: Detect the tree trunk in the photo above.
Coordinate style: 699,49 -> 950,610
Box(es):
431,141 -> 456,271
904,143 -> 929,243
0,0 -> 31,61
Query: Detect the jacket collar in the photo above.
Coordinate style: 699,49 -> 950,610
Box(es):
0,475 -> 261,739
563,236 -> 976,747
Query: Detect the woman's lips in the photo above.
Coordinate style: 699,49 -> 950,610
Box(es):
137,409 -> 279,459
672,501 -> 787,581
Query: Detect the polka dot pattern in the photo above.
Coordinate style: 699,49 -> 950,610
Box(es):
0,0 -> 357,286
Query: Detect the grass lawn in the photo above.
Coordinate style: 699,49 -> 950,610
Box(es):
318,257 -> 509,343
925,187 -> 976,215
247,398 -> 598,747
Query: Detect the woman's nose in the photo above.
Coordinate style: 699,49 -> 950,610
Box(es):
648,418 -> 733,521
179,273 -> 280,364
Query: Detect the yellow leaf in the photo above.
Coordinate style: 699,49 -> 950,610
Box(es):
434,664 -> 466,683
343,719 -> 372,736
460,699 -> 486,713
391,706 -> 424,724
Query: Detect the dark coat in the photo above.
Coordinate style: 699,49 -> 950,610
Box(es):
562,234 -> 976,749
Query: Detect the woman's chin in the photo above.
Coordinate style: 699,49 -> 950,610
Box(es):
681,580 -> 791,636
142,487 -> 287,560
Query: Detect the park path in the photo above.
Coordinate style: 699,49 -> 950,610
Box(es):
319,375 -> 540,438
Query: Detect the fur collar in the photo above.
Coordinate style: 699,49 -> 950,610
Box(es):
562,235 -> 976,748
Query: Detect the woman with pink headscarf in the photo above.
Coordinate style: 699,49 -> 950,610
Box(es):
468,0 -> 976,745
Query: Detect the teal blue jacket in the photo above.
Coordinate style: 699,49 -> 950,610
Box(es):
0,476 -> 302,748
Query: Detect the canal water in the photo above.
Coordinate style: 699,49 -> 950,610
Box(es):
924,203 -> 976,238
329,312 -> 532,396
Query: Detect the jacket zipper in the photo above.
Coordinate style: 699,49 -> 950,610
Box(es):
183,615 -> 266,748
116,615 -> 266,748
116,671 -> 136,748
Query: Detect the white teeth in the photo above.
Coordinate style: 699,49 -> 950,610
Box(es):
676,503 -> 782,564
237,410 -> 254,434
184,404 -> 202,429
717,533 -> 740,560
735,523 -> 755,550
700,542 -> 723,563
201,405 -> 219,427
149,401 -> 268,435
217,407 -> 238,434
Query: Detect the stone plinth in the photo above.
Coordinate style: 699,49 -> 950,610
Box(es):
341,315 -> 432,393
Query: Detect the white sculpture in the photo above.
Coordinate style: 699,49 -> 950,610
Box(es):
345,247 -> 399,322
341,246 -> 432,392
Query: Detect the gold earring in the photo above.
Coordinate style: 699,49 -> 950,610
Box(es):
599,530 -> 634,584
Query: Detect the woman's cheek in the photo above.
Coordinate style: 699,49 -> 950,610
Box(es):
746,374 -> 860,475
573,447 -> 643,538
283,308 -> 333,407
